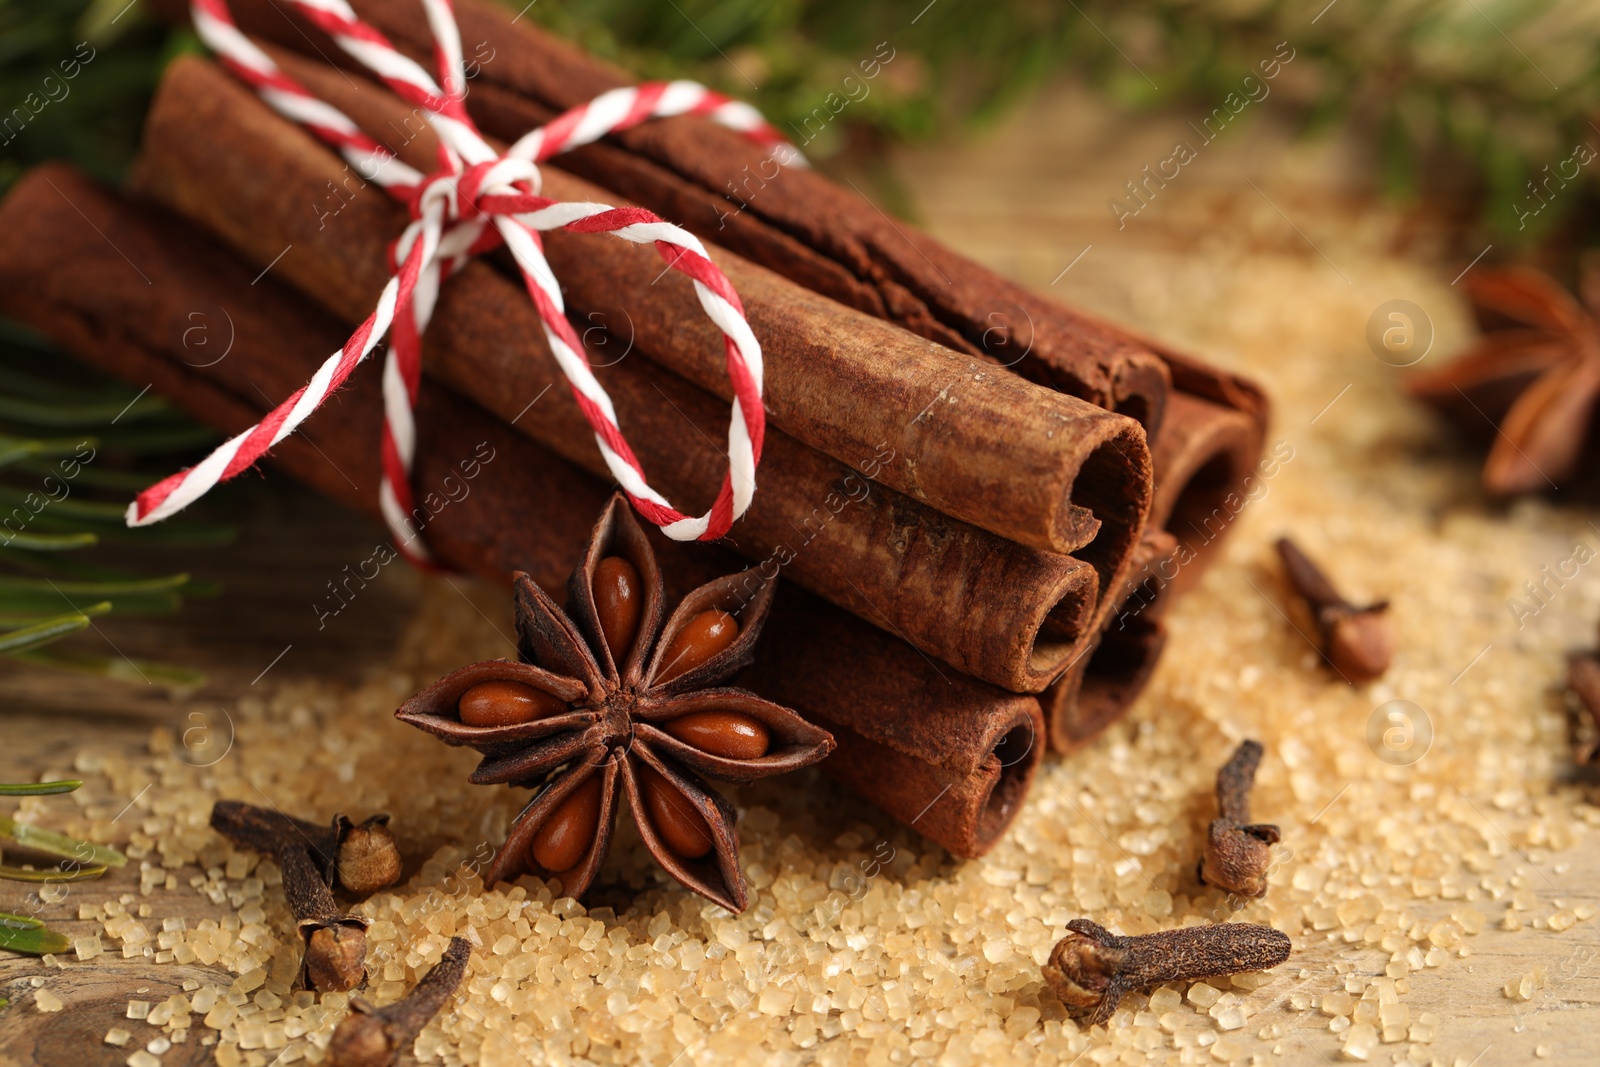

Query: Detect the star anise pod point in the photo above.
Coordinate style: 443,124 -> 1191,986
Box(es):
1409,264 -> 1600,496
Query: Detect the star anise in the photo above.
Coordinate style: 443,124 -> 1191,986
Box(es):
1408,264 -> 1600,495
395,494 -> 834,912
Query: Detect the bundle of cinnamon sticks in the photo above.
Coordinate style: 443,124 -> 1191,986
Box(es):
0,1 -> 1267,861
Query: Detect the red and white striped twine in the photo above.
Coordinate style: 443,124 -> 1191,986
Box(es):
130,0 -> 804,562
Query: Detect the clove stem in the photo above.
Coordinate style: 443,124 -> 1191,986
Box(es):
328,936 -> 472,1067
210,800 -> 400,895
1198,740 -> 1280,898
211,800 -> 337,868
1275,537 -> 1393,683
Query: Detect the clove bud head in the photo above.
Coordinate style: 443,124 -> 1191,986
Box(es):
1199,819 -> 1280,898
1198,740 -> 1281,898
327,937 -> 473,1066
328,1004 -> 394,1067
1041,928 -> 1126,1013
1323,604 -> 1394,683
304,919 -> 369,992
336,815 -> 402,895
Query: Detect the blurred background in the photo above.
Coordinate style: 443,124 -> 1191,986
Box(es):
6,0 -> 1600,262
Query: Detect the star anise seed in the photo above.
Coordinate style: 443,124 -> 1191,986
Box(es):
396,494 -> 834,912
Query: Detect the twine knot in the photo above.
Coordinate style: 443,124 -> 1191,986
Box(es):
132,0 -> 802,563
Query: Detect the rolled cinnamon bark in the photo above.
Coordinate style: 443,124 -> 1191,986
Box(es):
742,589 -> 1045,859
143,0 -> 1273,615
1044,386 -> 1272,751
1044,530 -> 1179,753
0,165 -> 1047,859
1038,377 -> 1271,748
127,56 -> 1131,693
1073,615 -> 1169,747
151,48 -> 1152,563
1147,392 -> 1265,596
1035,381 -> 1271,748
144,0 -> 1172,432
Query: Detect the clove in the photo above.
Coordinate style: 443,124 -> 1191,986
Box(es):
1568,654 -> 1600,764
281,842 -> 369,992
210,801 -> 391,992
1275,537 -> 1393,682
1198,740 -> 1280,898
1043,919 -> 1291,1025
210,800 -> 401,895
329,936 -> 472,1067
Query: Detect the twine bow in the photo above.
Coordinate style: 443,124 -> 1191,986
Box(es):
129,0 -> 802,562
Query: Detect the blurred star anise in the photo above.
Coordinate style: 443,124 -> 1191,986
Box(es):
396,494 -> 833,912
1408,264 -> 1600,495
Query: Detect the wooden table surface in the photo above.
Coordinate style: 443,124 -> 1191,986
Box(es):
0,483 -> 434,1066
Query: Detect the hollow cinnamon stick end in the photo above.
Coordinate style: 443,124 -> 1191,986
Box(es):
1149,394 -> 1262,595
1047,618 -> 1168,754
1015,562 -> 1102,694
1109,351 -> 1172,437
814,699 -> 1045,858
1045,530 -> 1179,753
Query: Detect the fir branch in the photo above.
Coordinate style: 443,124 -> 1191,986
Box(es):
0,320 -> 228,685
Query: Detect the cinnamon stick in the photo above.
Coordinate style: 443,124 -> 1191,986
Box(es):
146,0 -> 1173,432
1044,530 -> 1179,752
152,46 -> 1150,562
1147,392 -> 1267,596
741,588 -> 1045,858
144,0 -> 1272,606
127,55 -> 1137,693
0,165 -> 1044,857
1048,384 -> 1277,749
1039,388 -> 1274,749
1040,389 -> 1273,750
